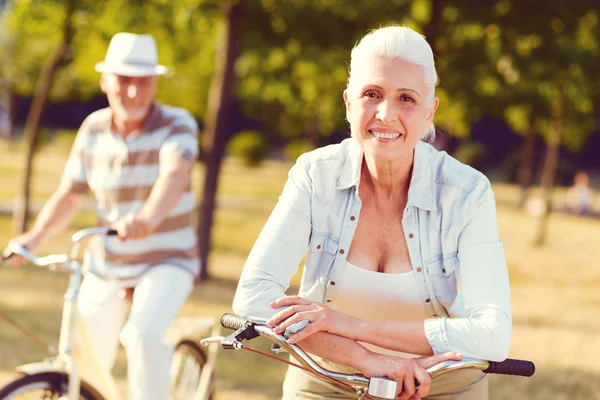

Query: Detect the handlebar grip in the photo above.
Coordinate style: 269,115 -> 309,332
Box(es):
483,359 -> 535,377
106,229 -> 118,236
221,313 -> 254,331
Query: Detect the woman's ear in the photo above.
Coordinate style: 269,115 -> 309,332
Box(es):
343,90 -> 351,122
425,97 -> 439,126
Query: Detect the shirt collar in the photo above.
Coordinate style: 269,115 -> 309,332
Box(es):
336,139 -> 363,190
336,139 -> 437,212
407,141 -> 437,211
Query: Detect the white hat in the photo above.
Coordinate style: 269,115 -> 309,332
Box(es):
95,33 -> 172,77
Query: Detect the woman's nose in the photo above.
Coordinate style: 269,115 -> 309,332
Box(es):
376,100 -> 398,123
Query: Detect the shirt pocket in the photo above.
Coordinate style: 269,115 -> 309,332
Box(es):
305,232 -> 338,276
425,253 -> 460,309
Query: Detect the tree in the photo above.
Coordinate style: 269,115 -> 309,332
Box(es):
492,1 -> 598,244
11,0 -> 76,233
197,0 -> 243,280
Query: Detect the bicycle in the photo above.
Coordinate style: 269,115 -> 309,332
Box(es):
0,227 -> 218,400
202,313 -> 536,399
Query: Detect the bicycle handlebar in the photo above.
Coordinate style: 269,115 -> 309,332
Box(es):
2,227 -> 118,273
215,312 -> 535,399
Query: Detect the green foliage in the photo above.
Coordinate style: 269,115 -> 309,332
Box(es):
453,141 -> 487,171
0,0 -> 219,116
227,130 -> 269,167
1,0 -> 598,159
283,139 -> 313,162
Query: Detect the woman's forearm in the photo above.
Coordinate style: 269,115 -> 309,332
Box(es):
295,331 -> 372,371
351,319 -> 434,356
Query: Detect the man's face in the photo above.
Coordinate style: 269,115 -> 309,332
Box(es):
100,74 -> 157,122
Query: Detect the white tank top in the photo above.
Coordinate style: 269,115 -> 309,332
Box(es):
331,261 -> 429,358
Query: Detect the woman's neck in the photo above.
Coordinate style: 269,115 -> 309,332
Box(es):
361,152 -> 413,201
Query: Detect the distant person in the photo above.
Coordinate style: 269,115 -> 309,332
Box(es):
567,171 -> 594,215
5,32 -> 199,400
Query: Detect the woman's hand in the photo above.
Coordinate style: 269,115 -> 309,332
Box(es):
266,296 -> 354,343
360,352 -> 463,399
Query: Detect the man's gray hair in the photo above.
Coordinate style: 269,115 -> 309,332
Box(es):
347,26 -> 438,141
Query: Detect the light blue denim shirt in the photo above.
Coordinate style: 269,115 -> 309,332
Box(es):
233,138 -> 512,362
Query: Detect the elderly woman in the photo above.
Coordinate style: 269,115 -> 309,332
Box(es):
233,26 -> 511,400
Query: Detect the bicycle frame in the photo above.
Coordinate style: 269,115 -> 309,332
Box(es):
10,227 -> 123,400
6,227 -> 220,400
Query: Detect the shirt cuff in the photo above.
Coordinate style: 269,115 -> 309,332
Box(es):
424,318 -> 451,355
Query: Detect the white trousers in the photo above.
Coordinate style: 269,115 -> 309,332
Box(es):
77,265 -> 194,400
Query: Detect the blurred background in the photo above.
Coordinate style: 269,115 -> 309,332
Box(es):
0,0 -> 599,399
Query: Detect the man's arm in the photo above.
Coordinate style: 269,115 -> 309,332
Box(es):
14,187 -> 84,252
135,152 -> 194,229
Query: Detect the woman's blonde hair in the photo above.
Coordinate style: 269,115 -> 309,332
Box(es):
347,26 -> 438,141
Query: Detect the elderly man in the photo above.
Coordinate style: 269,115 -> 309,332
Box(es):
7,33 -> 199,399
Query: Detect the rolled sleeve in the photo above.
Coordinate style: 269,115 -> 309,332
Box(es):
159,114 -> 199,165
424,317 -> 450,355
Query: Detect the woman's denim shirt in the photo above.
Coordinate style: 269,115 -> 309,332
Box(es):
233,138 -> 512,362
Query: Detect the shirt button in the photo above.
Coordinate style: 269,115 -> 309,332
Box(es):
339,249 -> 345,254
326,299 -> 332,303
408,233 -> 414,239
425,298 -> 431,303
350,216 -> 356,221
329,281 -> 336,286
316,245 -> 321,250
433,314 -> 438,317
416,267 -> 422,273
442,268 -> 446,273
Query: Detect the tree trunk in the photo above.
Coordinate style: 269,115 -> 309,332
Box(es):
196,0 -> 243,280
12,0 -> 75,234
423,0 -> 442,55
0,90 -> 12,139
533,81 -> 565,246
516,112 -> 536,209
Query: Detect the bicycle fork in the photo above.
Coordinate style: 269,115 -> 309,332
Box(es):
57,270 -> 83,400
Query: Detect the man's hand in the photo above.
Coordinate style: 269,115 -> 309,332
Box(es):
114,214 -> 156,241
359,352 -> 463,399
2,234 -> 43,267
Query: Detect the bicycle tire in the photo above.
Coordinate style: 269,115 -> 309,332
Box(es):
0,371 -> 104,400
170,339 -> 213,400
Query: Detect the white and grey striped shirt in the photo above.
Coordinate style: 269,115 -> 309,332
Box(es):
60,103 -> 199,278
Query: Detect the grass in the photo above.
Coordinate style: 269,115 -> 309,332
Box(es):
1,143 -> 600,399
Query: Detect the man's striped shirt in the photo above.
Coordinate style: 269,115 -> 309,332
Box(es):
60,103 -> 200,278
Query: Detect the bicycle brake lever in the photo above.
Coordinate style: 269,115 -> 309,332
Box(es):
200,336 -> 225,347
221,331 -> 243,350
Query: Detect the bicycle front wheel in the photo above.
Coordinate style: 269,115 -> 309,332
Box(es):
170,339 -> 212,400
0,372 -> 104,400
